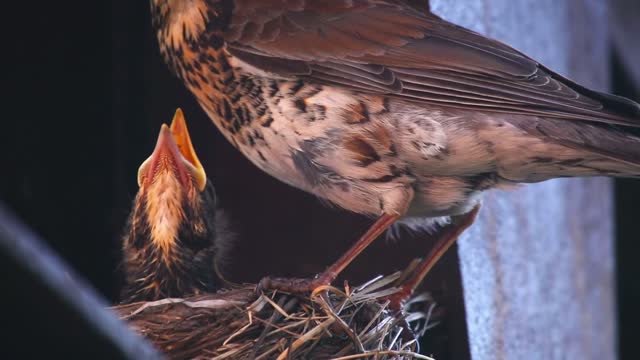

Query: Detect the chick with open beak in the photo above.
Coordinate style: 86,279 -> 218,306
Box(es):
120,109 -> 231,303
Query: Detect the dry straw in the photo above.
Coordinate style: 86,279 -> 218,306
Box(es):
113,264 -> 439,359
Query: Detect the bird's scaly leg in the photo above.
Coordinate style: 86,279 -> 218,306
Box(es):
257,213 -> 400,294
385,204 -> 481,312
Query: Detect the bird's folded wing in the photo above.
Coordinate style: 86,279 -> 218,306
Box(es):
224,0 -> 640,125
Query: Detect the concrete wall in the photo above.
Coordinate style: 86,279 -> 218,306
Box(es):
611,0 -> 640,88
430,1 -> 617,359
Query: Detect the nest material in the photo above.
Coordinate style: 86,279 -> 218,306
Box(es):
112,268 -> 440,360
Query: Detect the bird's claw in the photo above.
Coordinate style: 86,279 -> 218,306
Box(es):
382,292 -> 408,315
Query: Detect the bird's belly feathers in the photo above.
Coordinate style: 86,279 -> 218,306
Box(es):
197,77 -> 626,218
195,80 -> 492,216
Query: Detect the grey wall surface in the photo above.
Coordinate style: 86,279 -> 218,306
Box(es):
611,0 -> 640,88
430,1 -> 616,359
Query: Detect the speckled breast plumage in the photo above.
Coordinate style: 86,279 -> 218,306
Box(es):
151,0 -> 640,220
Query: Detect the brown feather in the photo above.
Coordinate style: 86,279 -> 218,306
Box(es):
223,0 -> 640,126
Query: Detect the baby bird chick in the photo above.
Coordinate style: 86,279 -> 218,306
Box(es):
120,109 -> 231,303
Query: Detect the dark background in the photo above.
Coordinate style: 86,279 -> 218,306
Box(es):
1,2 -> 638,359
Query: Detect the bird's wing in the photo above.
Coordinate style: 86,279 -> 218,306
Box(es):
223,0 -> 640,126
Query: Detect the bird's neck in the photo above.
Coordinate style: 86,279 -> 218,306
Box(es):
152,0 -> 265,147
121,233 -> 213,302
152,0 -> 229,81
151,0 -> 228,44
120,192 -> 214,302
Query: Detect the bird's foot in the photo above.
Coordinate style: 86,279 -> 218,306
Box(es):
256,272 -> 334,295
380,286 -> 414,315
377,290 -> 420,350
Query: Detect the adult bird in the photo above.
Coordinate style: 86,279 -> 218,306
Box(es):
150,0 -> 640,308
120,109 -> 232,303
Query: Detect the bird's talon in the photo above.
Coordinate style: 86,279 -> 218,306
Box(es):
382,293 -> 408,315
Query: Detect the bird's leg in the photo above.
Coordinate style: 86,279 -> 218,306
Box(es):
385,204 -> 481,313
257,213 -> 400,294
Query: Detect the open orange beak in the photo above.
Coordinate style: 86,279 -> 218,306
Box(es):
169,108 -> 206,189
137,109 -> 207,192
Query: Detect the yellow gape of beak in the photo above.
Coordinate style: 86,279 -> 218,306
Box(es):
170,108 -> 207,192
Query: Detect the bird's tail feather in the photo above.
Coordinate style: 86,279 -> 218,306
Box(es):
518,118 -> 640,178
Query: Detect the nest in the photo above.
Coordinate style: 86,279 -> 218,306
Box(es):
112,267 -> 440,359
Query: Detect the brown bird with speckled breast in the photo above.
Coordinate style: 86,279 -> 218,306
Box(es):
120,110 -> 232,303
150,0 -> 640,309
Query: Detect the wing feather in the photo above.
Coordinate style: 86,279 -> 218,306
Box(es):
221,0 -> 640,126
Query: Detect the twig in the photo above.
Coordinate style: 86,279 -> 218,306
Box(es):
276,318 -> 337,360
